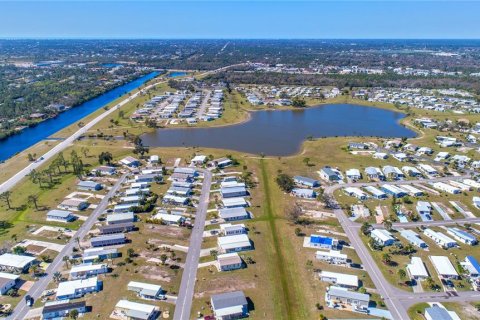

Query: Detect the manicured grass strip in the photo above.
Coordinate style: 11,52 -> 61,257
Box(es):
260,159 -> 294,320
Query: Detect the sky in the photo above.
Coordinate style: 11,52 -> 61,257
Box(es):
0,1 -> 480,39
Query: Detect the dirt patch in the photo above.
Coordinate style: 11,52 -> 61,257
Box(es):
26,244 -> 46,255
145,224 -> 190,240
136,265 -> 173,282
194,278 -> 256,298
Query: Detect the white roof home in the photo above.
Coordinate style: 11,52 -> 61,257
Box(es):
127,281 -> 163,299
315,250 -> 348,264
217,234 -> 251,253
418,164 -> 438,175
400,229 -> 428,249
345,169 -> 361,179
398,184 -> 423,197
431,182 -> 461,194
424,228 -> 457,248
319,271 -> 358,288
343,187 -> 368,200
463,179 -> 480,190
402,166 -> 422,177
430,256 -> 459,279
107,212 -> 134,225
371,229 -> 395,246
407,257 -> 429,279
0,253 -> 36,273
364,186 -> 387,199
326,286 -> 370,309
114,300 -> 156,320
222,197 -> 248,208
220,223 -> 246,236
56,276 -> 100,300
69,263 -> 108,279
0,272 -> 19,295
152,213 -> 185,225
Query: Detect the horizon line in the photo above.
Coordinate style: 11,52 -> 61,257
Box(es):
1,37 -> 480,41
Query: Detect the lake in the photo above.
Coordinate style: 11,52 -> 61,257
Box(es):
141,104 -> 416,156
0,72 -> 159,161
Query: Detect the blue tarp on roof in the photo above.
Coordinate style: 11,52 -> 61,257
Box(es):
467,256 -> 480,273
310,235 -> 333,245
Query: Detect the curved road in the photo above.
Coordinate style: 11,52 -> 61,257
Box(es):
324,174 -> 480,319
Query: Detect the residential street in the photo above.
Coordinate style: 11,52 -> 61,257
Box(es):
8,173 -> 127,320
173,169 -> 212,320
324,174 -> 480,320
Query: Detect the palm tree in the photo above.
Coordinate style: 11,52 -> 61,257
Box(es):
53,271 -> 62,283
0,191 -> 12,209
398,269 -> 406,280
381,253 -> 391,265
383,219 -> 393,231
28,194 -> 39,210
29,264 -> 39,277
63,255 -> 70,268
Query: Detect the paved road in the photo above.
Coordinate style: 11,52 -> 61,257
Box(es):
324,174 -> 480,319
197,90 -> 211,120
0,64 -> 245,195
8,173 -> 127,320
173,169 -> 212,320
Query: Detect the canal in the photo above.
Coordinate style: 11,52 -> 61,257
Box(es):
0,72 -> 159,161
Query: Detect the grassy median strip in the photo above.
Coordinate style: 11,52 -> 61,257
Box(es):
260,159 -> 299,319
